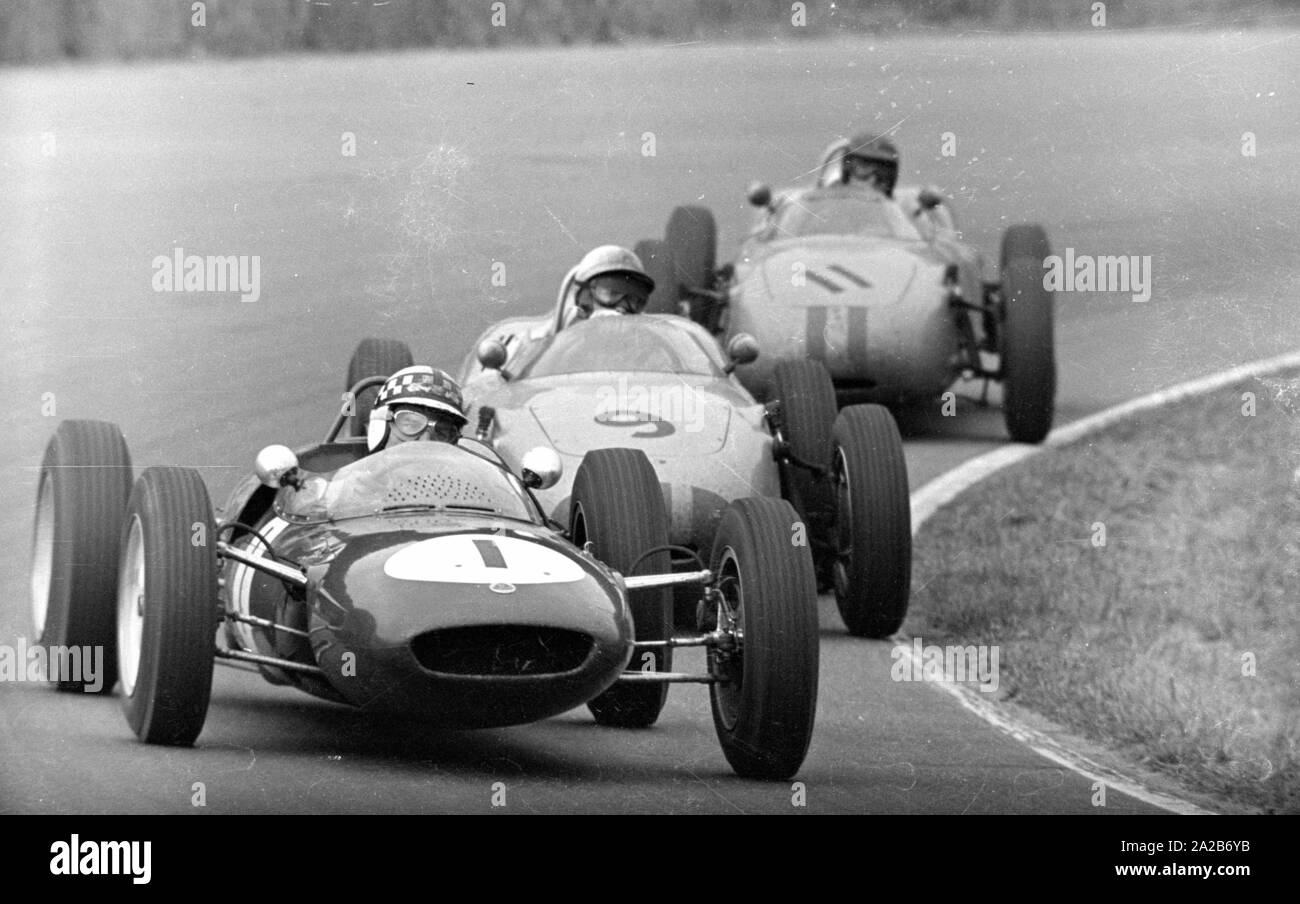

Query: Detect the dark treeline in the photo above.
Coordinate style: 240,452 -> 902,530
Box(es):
1,0 -> 1293,65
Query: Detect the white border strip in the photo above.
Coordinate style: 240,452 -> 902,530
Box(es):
905,348 -> 1300,815
913,348 -> 1300,528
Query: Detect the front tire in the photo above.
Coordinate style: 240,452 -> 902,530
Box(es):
30,420 -> 132,693
118,467 -> 218,746
999,224 -> 1056,444
345,338 -> 414,437
708,497 -> 819,780
570,449 -> 673,728
830,405 -> 912,638
771,359 -> 839,581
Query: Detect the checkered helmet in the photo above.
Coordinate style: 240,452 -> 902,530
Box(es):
367,365 -> 467,451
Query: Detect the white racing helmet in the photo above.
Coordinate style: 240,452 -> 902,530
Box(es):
572,245 -> 655,315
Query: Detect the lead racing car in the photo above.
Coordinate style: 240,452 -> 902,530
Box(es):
29,402 -> 820,779
640,137 -> 1058,443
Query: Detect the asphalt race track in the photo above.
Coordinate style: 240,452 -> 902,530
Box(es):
2,32 -> 1297,813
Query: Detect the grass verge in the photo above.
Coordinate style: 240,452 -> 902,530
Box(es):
907,370 -> 1300,813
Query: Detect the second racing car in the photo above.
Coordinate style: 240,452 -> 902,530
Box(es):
344,245 -> 912,639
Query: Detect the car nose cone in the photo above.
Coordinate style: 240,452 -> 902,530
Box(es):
304,525 -> 635,728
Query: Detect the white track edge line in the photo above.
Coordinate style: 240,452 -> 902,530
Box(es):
903,348 -> 1300,815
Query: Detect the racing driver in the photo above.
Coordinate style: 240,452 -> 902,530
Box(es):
566,244 -> 656,325
366,365 -> 469,452
837,133 -> 900,197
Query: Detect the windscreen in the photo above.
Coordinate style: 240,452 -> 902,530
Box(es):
521,316 -> 723,378
276,442 -> 535,523
773,191 -> 922,240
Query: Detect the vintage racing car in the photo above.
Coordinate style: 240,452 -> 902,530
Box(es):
637,141 -> 1058,443
29,407 -> 821,779
343,271 -> 912,639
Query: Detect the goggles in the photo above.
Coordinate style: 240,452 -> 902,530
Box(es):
391,408 -> 461,442
586,274 -> 649,309
845,156 -> 893,180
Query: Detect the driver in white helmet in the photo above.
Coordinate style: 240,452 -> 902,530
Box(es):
561,244 -> 656,329
366,365 -> 469,453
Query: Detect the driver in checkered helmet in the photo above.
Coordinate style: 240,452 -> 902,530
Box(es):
367,365 -> 469,452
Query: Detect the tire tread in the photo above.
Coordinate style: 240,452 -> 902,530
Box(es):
709,496 -> 818,779
573,449 -> 673,728
37,420 -> 132,692
121,466 -> 217,746
832,405 -> 911,637
1000,225 -> 1056,444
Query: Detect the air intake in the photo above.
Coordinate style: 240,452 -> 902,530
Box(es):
411,626 -> 593,676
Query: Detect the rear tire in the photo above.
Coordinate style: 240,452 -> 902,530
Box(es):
345,338 -> 414,437
831,405 -> 912,637
118,467 -> 218,746
664,205 -> 717,323
708,497 -> 818,780
30,420 -> 132,693
999,225 -> 1056,444
771,359 -> 838,581
634,239 -> 679,316
571,449 -> 673,728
